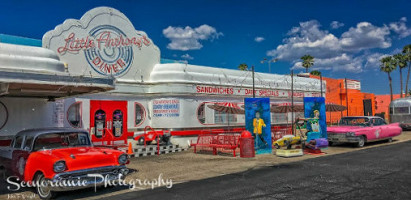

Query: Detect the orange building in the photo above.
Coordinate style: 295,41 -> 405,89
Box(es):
374,94 -> 403,120
309,75 -> 375,124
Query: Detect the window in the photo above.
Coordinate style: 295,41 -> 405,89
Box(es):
135,103 -> 145,126
197,103 -> 205,124
390,107 -> 393,114
371,118 -> 387,126
394,107 -> 409,114
13,136 -> 23,149
272,113 -> 287,124
0,101 -> 8,130
339,117 -> 370,126
33,132 -> 90,151
67,102 -> 82,128
113,110 -> 123,137
94,110 -> 106,138
198,102 -> 244,125
24,136 -> 33,151
214,111 -> 237,124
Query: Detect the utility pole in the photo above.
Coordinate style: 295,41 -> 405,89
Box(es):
252,66 -> 255,98
345,78 -> 349,116
320,74 -> 323,97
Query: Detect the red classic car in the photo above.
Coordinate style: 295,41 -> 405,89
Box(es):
0,128 -> 129,199
327,116 -> 402,147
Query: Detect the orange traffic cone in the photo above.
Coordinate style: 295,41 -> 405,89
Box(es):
127,142 -> 133,155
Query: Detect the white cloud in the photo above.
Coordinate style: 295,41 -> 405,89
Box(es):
364,53 -> 390,69
267,20 -> 396,72
340,22 -> 391,51
389,17 -> 411,38
330,21 -> 344,29
163,24 -> 223,51
267,20 -> 341,60
254,36 -> 265,42
292,54 -> 363,73
181,53 -> 194,60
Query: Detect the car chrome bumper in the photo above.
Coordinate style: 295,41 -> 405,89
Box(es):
48,165 -> 129,191
400,123 -> 411,130
328,133 -> 360,143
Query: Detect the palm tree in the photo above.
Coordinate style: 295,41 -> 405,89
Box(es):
310,70 -> 321,76
393,53 -> 407,98
300,55 -> 314,73
238,63 -> 248,71
380,56 -> 397,101
403,44 -> 411,97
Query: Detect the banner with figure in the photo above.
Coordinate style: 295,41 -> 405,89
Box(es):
304,97 -> 327,139
244,98 -> 272,154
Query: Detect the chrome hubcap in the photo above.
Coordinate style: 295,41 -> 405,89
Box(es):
359,138 -> 364,146
37,176 -> 50,197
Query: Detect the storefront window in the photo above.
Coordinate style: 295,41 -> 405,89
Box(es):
135,103 -> 145,126
67,102 -> 82,128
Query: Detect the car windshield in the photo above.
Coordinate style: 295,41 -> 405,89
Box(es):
338,117 -> 370,127
33,132 -> 91,151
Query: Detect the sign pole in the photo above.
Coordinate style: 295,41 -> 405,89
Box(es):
320,74 -> 323,97
252,66 -> 255,98
345,78 -> 349,116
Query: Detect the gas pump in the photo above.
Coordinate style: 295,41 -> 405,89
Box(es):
94,110 -> 106,137
113,110 -> 123,137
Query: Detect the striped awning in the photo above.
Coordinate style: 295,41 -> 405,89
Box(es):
207,102 -> 245,114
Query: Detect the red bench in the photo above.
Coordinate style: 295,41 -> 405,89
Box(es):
191,134 -> 241,157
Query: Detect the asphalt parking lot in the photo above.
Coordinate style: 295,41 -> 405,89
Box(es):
104,140 -> 411,200
1,132 -> 411,200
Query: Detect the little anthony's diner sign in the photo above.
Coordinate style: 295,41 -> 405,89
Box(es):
56,25 -> 151,76
43,7 -> 159,79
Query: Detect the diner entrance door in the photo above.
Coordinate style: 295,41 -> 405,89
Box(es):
90,100 -> 129,145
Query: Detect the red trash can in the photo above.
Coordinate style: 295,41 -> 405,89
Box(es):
240,131 -> 255,158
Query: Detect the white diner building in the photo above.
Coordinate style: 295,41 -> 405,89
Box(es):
0,7 -> 324,146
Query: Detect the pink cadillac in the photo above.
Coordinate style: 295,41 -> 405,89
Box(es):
327,116 -> 402,147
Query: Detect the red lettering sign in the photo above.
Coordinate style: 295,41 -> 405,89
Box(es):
57,32 -> 151,55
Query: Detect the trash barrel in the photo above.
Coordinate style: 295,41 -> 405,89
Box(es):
240,130 -> 255,158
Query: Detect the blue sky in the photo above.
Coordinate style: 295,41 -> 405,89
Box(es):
1,0 -> 411,94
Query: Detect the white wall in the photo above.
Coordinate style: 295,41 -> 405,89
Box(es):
0,97 -> 55,136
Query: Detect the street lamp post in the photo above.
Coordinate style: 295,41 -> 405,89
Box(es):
261,58 -> 278,73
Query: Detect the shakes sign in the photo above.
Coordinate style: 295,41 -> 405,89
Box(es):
43,7 -> 160,80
